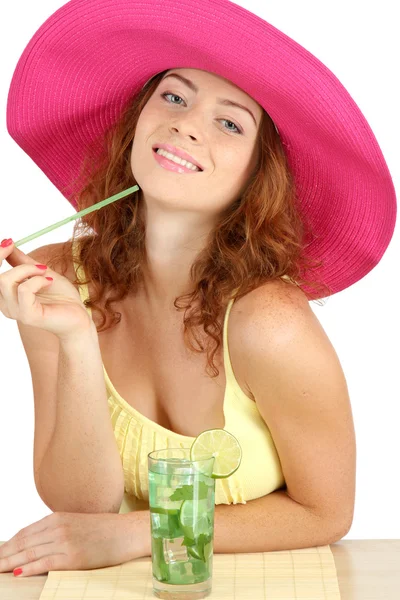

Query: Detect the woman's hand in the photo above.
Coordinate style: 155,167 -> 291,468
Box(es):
0,510 -> 150,577
0,239 -> 93,340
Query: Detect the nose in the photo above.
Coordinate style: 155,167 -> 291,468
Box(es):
169,107 -> 205,142
170,126 -> 197,142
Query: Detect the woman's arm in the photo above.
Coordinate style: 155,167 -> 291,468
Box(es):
0,490 -> 346,579
214,489 -> 350,552
226,281 -> 356,547
130,488 -> 349,559
15,245 -> 124,514
34,323 -> 125,513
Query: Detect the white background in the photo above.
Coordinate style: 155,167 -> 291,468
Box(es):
0,1 -> 399,542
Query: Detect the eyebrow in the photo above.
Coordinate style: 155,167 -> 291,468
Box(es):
161,73 -> 258,128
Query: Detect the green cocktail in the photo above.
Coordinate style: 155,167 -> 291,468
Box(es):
148,448 -> 215,599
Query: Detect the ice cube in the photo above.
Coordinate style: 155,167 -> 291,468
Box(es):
169,473 -> 194,488
163,536 -> 188,564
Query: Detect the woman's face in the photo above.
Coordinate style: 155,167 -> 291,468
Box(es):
130,68 -> 263,217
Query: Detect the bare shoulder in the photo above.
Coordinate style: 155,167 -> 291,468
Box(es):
229,278 -> 339,397
230,278 -> 317,352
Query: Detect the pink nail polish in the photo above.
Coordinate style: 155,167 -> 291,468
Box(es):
13,567 -> 23,576
1,239 -> 13,248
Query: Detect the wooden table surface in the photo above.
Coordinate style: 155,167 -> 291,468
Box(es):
0,539 -> 399,599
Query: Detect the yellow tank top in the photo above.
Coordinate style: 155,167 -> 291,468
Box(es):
72,240 -> 285,512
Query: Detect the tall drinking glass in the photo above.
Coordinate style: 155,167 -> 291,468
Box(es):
148,448 -> 216,599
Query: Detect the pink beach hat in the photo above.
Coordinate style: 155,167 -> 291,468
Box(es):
6,0 -> 397,296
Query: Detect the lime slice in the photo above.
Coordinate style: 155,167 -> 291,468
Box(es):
179,499 -> 210,537
150,506 -> 180,516
190,428 -> 242,479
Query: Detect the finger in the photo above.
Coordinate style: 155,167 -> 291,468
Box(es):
0,264 -> 49,296
0,536 -> 57,574
0,239 -> 17,268
0,272 -> 52,321
15,276 -> 54,324
11,550 -> 68,578
0,514 -> 52,560
2,241 -> 40,268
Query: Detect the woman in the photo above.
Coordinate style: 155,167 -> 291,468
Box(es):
0,0 -> 396,578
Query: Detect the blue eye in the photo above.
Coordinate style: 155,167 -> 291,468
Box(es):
162,93 -> 184,107
161,92 -> 243,134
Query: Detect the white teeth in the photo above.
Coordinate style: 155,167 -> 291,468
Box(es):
156,148 -> 200,171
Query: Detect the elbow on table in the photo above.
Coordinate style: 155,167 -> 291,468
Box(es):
49,499 -> 122,514
34,467 -> 125,514
325,516 -> 353,546
41,495 -> 124,514
35,480 -> 124,514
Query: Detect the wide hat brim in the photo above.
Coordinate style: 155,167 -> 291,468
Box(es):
6,0 -> 397,297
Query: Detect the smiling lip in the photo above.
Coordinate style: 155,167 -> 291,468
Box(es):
152,143 -> 204,171
153,148 -> 201,174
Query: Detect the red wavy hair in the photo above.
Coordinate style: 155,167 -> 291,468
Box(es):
47,69 -> 331,378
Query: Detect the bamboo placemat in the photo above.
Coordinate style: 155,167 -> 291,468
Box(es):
39,545 -> 341,599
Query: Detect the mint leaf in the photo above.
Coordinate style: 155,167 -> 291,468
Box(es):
203,541 -> 213,561
181,535 -> 196,547
169,481 -> 208,501
191,533 -> 212,562
170,485 -> 193,501
166,513 -> 182,538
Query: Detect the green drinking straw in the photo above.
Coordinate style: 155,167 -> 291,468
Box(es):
14,185 -> 139,248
